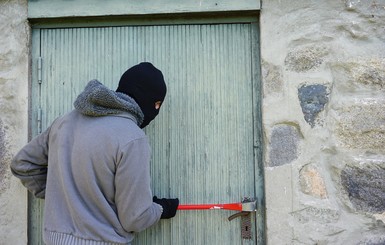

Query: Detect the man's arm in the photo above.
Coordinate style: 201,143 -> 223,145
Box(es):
115,137 -> 162,233
10,127 -> 50,199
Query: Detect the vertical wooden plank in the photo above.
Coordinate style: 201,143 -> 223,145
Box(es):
251,22 -> 265,245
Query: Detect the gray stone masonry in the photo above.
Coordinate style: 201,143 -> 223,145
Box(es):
262,0 -> 385,244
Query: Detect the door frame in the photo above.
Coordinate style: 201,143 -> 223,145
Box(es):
29,14 -> 264,244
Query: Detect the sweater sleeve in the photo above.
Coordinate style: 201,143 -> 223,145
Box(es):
115,137 -> 162,233
10,126 -> 50,199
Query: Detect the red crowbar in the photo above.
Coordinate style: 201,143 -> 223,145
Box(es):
177,201 -> 257,212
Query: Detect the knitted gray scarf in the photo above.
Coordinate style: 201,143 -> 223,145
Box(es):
74,80 -> 144,126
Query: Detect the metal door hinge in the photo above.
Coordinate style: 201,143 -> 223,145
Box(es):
37,57 -> 42,84
37,108 -> 42,134
37,57 -> 43,134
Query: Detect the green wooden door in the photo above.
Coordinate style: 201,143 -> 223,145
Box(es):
31,22 -> 263,244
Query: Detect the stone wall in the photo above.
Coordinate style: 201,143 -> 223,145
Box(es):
261,0 -> 385,244
0,0 -> 29,244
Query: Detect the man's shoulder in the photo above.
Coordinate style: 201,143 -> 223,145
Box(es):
56,110 -> 145,141
94,113 -> 146,141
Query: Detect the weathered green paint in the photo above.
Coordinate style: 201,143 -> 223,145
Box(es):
31,21 -> 263,245
30,13 -> 259,29
28,0 -> 260,19
250,22 -> 265,244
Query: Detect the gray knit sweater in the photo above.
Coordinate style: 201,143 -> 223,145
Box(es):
11,80 -> 162,245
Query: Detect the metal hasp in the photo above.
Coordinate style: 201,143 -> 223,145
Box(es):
228,197 -> 257,240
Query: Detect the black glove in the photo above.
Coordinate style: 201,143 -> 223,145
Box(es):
153,196 -> 179,219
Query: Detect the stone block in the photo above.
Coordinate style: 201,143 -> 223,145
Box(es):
261,60 -> 283,95
285,46 -> 328,72
334,100 -> 385,150
299,164 -> 327,199
357,235 -> 385,245
290,206 -> 344,244
298,84 -> 329,127
344,1 -> 385,43
291,206 -> 339,224
341,160 -> 385,213
268,124 -> 301,167
331,58 -> 385,92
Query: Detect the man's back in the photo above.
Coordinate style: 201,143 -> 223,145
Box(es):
44,110 -> 152,244
11,63 -> 179,245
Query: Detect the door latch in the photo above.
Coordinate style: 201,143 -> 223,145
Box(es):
228,197 -> 256,239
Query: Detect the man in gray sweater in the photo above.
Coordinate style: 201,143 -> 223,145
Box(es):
11,62 -> 179,245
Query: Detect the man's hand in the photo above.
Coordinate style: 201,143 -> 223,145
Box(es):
153,196 -> 179,219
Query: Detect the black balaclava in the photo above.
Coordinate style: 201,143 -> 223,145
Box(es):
116,62 -> 167,128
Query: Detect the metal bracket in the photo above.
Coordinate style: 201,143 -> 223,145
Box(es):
227,197 -> 255,240
241,212 -> 252,239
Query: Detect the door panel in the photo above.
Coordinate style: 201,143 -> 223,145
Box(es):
32,23 -> 262,244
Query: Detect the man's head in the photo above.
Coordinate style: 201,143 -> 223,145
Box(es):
116,62 -> 167,128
